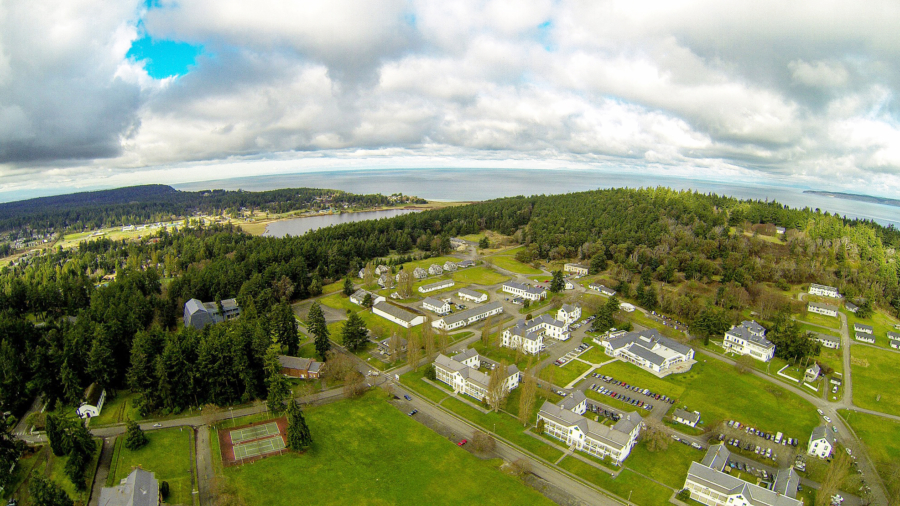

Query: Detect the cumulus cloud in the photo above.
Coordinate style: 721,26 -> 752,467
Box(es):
1,0 -> 900,196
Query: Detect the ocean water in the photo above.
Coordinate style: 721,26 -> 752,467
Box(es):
175,168 -> 900,228
263,208 -> 420,238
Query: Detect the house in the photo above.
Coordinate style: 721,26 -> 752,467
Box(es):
502,282 -> 547,301
433,350 -> 520,401
812,332 -> 841,350
76,383 -> 106,419
377,337 -> 408,355
457,288 -> 488,303
537,399 -> 642,465
808,302 -> 838,317
619,302 -> 635,313
598,329 -> 695,375
278,355 -> 322,379
808,425 -> 835,459
377,274 -> 393,289
350,289 -> 385,307
723,321 -> 775,362
413,267 -> 428,279
449,237 -> 469,250
358,268 -> 366,279
804,363 -> 821,383
183,298 -> 241,329
418,279 -> 455,294
845,301 -> 859,313
422,297 -> 451,315
854,323 -> 874,335
428,264 -> 443,276
557,303 -> 582,325
456,260 -> 475,269
683,445 -> 801,506
589,283 -> 617,296
375,265 -> 390,276
500,321 -> 545,355
673,408 -> 700,428
854,332 -> 875,344
99,468 -> 160,506
443,261 -> 458,272
558,390 -> 587,415
432,301 -> 504,331
564,280 -> 575,290
889,332 -> 900,350
525,314 -> 570,340
372,301 -> 425,328
809,283 -> 841,298
563,263 -> 589,276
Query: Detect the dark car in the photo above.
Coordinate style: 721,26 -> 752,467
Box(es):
404,395 -> 412,401
408,409 -> 418,416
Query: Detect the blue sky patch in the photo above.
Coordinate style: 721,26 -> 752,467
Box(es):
127,35 -> 203,79
537,20 -> 554,51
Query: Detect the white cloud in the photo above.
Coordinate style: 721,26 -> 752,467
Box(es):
789,60 -> 849,88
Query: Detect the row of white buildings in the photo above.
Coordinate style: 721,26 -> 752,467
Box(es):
433,349 -> 521,401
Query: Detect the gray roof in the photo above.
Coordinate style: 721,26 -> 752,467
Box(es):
184,298 -> 205,316
810,425 -> 835,446
608,329 -> 693,364
845,301 -> 859,311
673,408 -> 700,424
701,443 -> 731,469
420,279 -> 454,291
855,332 -> 875,341
440,301 -> 503,326
379,336 -> 408,348
422,297 -> 447,308
558,390 -> 586,411
457,288 -> 485,299
813,332 -> 840,343
772,468 -> 800,497
538,401 -> 638,451
740,320 -> 766,335
457,260 -> 475,267
854,323 -> 874,332
686,462 -> 802,506
277,355 -> 314,370
810,283 -> 838,291
808,301 -> 839,312
887,331 -> 900,340
221,298 -> 239,310
373,301 -> 422,323
560,303 -> 580,313
99,468 -> 159,506
503,281 -> 546,296
726,325 -> 774,349
452,348 -> 479,362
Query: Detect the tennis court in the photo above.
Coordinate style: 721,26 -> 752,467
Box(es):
230,422 -> 280,444
232,435 -> 286,459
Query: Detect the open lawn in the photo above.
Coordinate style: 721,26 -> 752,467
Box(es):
796,311 -> 841,330
540,360 -> 592,388
578,346 -> 609,364
218,392 -> 555,505
625,438 -> 702,489
400,370 -> 453,404
557,457 -> 674,505
90,392 -> 140,425
625,311 -> 686,339
318,292 -> 359,313
109,427 -> 195,505
839,409 -> 900,498
850,345 -> 900,416
488,255 -> 544,275
451,266 -> 510,286
399,255 -> 461,272
11,441 -> 102,505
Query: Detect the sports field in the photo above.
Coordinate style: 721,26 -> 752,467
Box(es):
230,422 -> 280,444
233,435 -> 286,459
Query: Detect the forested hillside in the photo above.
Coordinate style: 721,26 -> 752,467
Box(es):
1,187 -> 898,420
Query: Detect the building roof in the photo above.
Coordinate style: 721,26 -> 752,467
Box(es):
378,336 -> 408,348
560,303 -> 580,313
810,283 -> 838,291
373,301 -> 422,323
503,281 -> 546,296
277,355 -> 314,371
686,462 -> 802,506
726,325 -> 774,349
420,279 -> 454,291
701,443 -> 731,469
221,298 -> 239,310
673,408 -> 701,425
855,332 -> 874,341
422,297 -> 447,308
888,331 -> 900,340
812,332 -> 840,344
608,329 -> 693,365
807,363 -> 821,375
457,288 -> 485,299
740,320 -> 767,335
854,323 -> 874,332
558,390 -> 586,411
184,298 -> 205,315
810,425 -> 835,446
439,301 -> 503,326
457,260 -> 475,267
808,301 -> 839,312
845,302 -> 859,311
99,468 -> 159,506
538,401 -> 639,451
452,348 -> 479,362
84,382 -> 104,406
772,468 -> 800,497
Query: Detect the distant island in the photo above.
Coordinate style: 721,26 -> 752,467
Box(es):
804,190 -> 900,208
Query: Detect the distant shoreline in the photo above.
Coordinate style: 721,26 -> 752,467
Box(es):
803,190 -> 900,209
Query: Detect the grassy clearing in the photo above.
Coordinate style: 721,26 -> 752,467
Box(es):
399,370 -> 452,404
12,441 -> 102,505
110,427 -> 195,505
557,458 -> 673,505
798,323 -> 840,337
850,345 -> 900,416
839,409 -> 900,496
219,392 -> 554,505
318,292 -> 359,313
90,391 -> 140,425
488,255 -> 543,275
451,266 -> 510,286
796,311 -> 841,330
625,439 -> 702,489
540,360 -> 593,387
472,341 -> 547,372
578,346 -> 609,364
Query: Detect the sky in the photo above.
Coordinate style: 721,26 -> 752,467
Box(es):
1,0 -> 900,201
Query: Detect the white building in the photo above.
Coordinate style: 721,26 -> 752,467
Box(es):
813,332 -> 841,350
456,260 -> 475,269
684,445 -> 801,506
76,383 -> 106,419
377,274 -> 393,289
557,303 -> 582,325
432,301 -> 504,331
500,321 -> 545,355
375,265 -> 391,276
502,282 -> 547,301
854,332 -> 875,344
413,267 -> 428,279
563,263 -> 589,276
599,329 -> 694,374
809,283 -> 840,298
372,301 -> 425,328
422,297 -> 451,315
724,321 -> 775,362
804,363 -> 821,382
350,289 -> 385,307
808,302 -> 838,317
443,261 -> 458,272
889,332 -> 900,350
854,323 -> 874,335
428,264 -> 443,276
433,350 -> 520,401
589,284 -> 617,296
673,408 -> 700,428
418,279 -> 455,294
807,426 -> 835,459
537,399 -> 642,465
558,390 -> 587,415
457,288 -> 488,303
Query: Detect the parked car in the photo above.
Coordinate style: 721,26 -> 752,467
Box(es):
408,409 -> 418,416
404,395 -> 412,401
823,416 -> 832,423
458,439 -> 467,446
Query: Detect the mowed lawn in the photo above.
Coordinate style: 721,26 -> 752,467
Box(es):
625,438 -> 703,489
850,345 -> 900,416
540,360 -> 592,387
488,255 -> 543,275
110,427 -> 195,505
839,409 -> 900,496
451,267 -> 510,286
220,393 -> 555,505
557,458 -> 673,505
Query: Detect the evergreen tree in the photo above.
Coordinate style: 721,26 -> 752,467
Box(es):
550,270 -> 564,293
341,312 -> 368,351
87,328 -> 116,390
45,413 -> 71,457
589,254 -> 607,274
0,430 -> 23,491
308,302 -> 331,360
343,277 -> 354,297
362,293 -> 373,309
286,400 -> 313,451
855,298 -> 873,319
271,302 -> 299,356
64,422 -> 96,490
29,476 -> 74,506
265,349 -> 290,415
124,419 -> 148,450
478,236 -> 490,249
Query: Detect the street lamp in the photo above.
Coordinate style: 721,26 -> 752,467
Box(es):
229,407 -> 235,427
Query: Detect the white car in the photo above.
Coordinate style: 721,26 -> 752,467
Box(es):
817,409 -> 824,416
823,415 -> 832,423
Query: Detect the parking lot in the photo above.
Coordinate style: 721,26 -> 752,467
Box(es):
574,372 -> 674,421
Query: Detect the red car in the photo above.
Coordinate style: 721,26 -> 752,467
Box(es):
458,439 -> 467,446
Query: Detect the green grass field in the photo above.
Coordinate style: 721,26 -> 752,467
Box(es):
839,409 -> 900,497
488,255 -> 544,275
796,311 -> 841,330
472,341 -> 546,372
625,438 -> 702,489
10,440 -> 102,505
578,346 -> 609,364
109,427 -> 195,505
318,292 -> 360,313
846,309 -> 900,349
451,266 -> 510,286
218,393 -> 555,505
90,392 -> 141,425
540,360 -> 592,387
850,345 -> 900,416
557,458 -> 674,505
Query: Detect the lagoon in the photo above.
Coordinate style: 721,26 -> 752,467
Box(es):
262,208 -> 420,238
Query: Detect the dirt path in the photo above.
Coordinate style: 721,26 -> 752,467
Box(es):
88,437 -> 115,506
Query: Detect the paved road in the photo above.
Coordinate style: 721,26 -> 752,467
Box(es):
195,426 -> 213,506
88,437 -> 115,506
